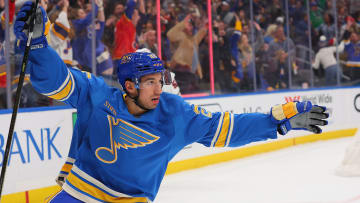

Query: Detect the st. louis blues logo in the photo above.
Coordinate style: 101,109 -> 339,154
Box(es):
95,115 -> 160,164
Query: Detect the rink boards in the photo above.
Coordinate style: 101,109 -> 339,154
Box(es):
0,87 -> 359,202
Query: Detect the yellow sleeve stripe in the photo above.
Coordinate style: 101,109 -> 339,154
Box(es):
66,171 -> 148,202
211,112 -> 224,147
43,70 -> 75,101
194,105 -> 200,114
44,20 -> 51,36
225,113 -> 234,147
60,163 -> 73,174
63,60 -> 73,66
215,112 -> 231,147
283,102 -> 298,119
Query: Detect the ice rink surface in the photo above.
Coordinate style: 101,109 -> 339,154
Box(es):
155,137 -> 360,203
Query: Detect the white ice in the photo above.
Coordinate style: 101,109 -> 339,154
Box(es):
155,137 -> 360,203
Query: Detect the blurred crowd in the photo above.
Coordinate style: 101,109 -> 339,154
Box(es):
0,0 -> 360,109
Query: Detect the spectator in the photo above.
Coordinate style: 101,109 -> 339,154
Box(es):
103,1 -> 125,51
263,24 -> 277,44
289,0 -> 304,25
167,14 -> 208,93
312,35 -> 345,86
0,0 -> 15,86
343,31 -> 360,82
293,12 -> 309,46
268,0 -> 283,23
310,2 -> 324,30
213,20 -> 234,93
112,0 -> 137,62
231,20 -> 263,91
139,29 -> 157,54
337,3 -> 348,30
0,0 -> 15,108
266,25 -> 296,89
318,12 -> 336,42
48,0 -> 74,68
340,16 -> 359,40
70,0 -> 113,76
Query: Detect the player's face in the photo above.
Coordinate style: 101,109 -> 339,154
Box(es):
137,73 -> 163,109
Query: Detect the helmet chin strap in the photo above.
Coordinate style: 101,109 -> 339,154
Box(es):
126,88 -> 151,111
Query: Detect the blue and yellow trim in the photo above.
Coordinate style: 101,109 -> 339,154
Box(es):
282,102 -> 298,118
44,20 -> 51,36
51,22 -> 70,40
82,71 -> 92,79
59,157 -> 75,175
43,70 -> 75,101
63,166 -> 148,203
271,102 -> 299,121
63,60 -> 73,66
211,112 -> 234,147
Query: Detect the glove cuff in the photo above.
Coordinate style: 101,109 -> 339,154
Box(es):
17,35 -> 48,51
277,121 -> 291,135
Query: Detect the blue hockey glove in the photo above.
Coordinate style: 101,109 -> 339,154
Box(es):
271,101 -> 329,135
14,1 -> 50,51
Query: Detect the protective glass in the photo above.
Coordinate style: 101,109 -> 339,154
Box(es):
139,79 -> 163,90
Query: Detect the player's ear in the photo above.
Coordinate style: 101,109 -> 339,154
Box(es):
125,80 -> 136,94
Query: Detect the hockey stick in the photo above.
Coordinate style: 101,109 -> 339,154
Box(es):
0,0 -> 40,199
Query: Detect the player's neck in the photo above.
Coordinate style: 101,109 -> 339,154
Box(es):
124,95 -> 147,117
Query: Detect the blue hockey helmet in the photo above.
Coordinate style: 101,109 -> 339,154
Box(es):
117,52 -> 171,89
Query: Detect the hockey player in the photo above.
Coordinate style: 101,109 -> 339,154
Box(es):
54,48 -> 180,187
14,2 -> 329,202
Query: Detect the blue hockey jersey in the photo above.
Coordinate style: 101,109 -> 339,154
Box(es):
28,47 -> 278,202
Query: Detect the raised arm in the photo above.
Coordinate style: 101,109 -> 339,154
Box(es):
167,16 -> 188,43
72,4 -> 99,31
14,1 -> 106,108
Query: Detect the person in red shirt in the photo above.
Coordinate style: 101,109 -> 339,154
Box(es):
112,0 -> 137,62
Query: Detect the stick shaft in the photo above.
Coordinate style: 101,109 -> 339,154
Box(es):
0,0 -> 40,198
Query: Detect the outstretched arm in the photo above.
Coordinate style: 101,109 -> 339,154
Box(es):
172,99 -> 328,153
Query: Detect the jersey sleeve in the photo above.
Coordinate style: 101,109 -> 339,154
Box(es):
178,100 -> 278,148
28,46 -> 106,108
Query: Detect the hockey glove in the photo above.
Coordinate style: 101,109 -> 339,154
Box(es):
271,101 -> 329,135
14,1 -> 50,51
